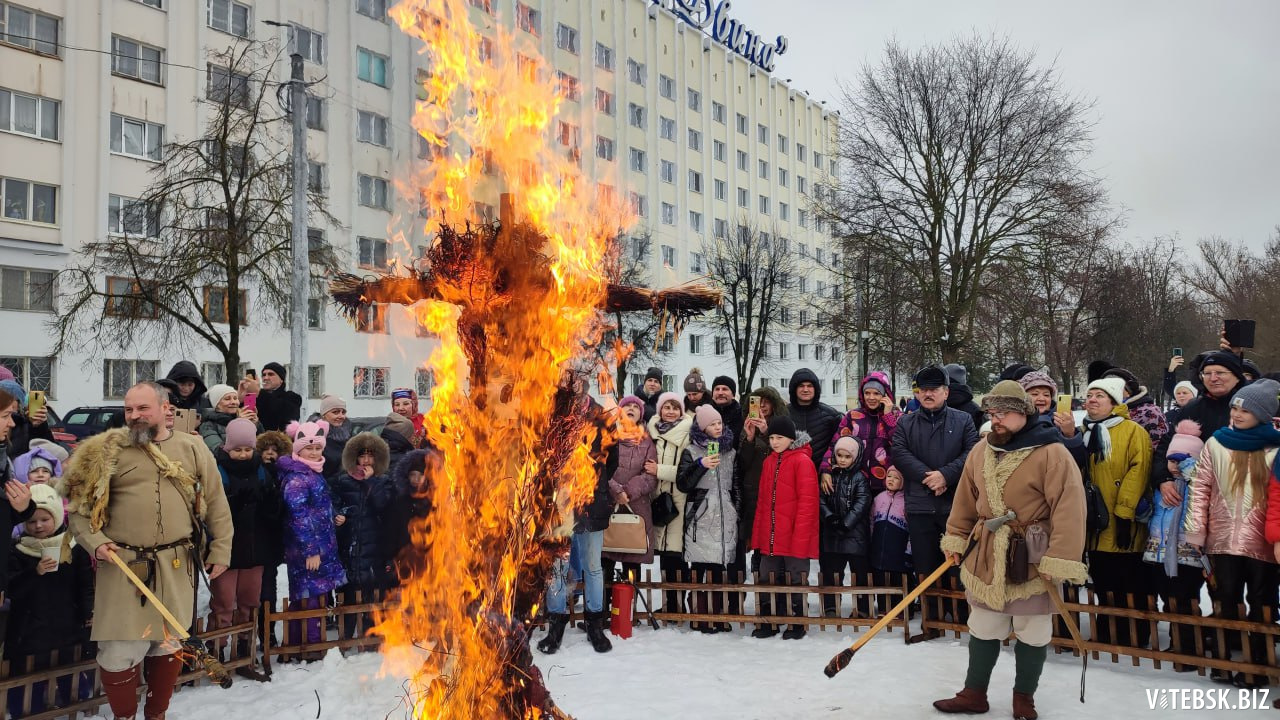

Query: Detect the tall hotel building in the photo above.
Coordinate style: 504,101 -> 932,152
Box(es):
0,0 -> 845,415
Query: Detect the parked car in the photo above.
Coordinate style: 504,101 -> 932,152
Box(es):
41,406 -> 79,447
54,405 -> 125,442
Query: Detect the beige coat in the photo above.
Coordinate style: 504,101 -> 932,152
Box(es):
941,437 -> 1088,615
650,414 -> 693,554
64,429 -> 233,642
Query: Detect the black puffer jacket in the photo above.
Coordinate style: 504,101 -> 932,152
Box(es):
737,386 -> 788,550
1150,382 -> 1244,489
787,368 -> 842,468
257,386 -> 302,432
164,360 -> 211,411
333,432 -> 396,588
946,383 -> 985,431
384,449 -> 437,567
713,398 -> 745,451
5,540 -> 94,660
820,464 -> 872,556
215,449 -> 283,569
891,405 -> 978,515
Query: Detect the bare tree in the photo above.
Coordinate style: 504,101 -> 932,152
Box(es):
1185,229 -> 1280,369
821,34 -> 1111,363
596,231 -> 673,395
51,41 -> 340,375
702,219 -> 798,394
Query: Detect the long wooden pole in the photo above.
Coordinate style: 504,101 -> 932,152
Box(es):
1044,576 -> 1087,702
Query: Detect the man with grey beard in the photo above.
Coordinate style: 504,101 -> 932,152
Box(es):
62,382 -> 233,720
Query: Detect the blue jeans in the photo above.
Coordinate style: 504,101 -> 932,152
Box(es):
547,530 -> 604,614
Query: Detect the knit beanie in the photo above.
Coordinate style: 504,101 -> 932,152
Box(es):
263,361 -> 287,382
644,366 -> 663,382
1199,352 -> 1245,383
1166,419 -> 1205,459
384,412 -> 415,440
207,384 -> 238,409
694,404 -> 723,431
1230,378 -> 1280,424
1017,370 -> 1058,396
319,394 -> 347,415
1086,377 -> 1126,406
943,363 -> 968,387
0,366 -> 12,382
0,380 -> 26,408
656,391 -> 684,415
1173,380 -> 1198,399
683,369 -> 706,394
618,395 -> 645,412
28,483 -> 64,529
862,379 -> 887,396
980,380 -> 1036,416
286,420 -> 328,454
224,418 -> 258,450
767,415 -> 797,440
834,436 -> 862,457
711,375 -> 737,395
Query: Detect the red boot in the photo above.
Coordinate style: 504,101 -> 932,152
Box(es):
143,653 -> 184,719
1012,691 -> 1037,720
100,664 -> 141,719
932,688 -> 990,714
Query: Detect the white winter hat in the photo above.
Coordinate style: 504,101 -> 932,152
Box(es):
207,384 -> 238,409
1086,377 -> 1126,406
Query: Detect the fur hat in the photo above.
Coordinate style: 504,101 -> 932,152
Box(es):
833,436 -> 862,458
207,384 -> 238,409
999,363 -> 1035,382
1173,380 -> 1199,399
1242,359 -> 1262,379
28,483 -> 64,529
913,365 -> 948,390
644,366 -> 663,382
1230,378 -> 1280,424
618,395 -> 645,412
694,404 -> 723,431
656,391 -> 685,415
980,380 -> 1036,416
1086,377 -> 1126,406
767,416 -> 797,440
341,432 -> 391,477
318,394 -> 347,415
1086,359 -> 1116,383
255,430 -> 292,457
14,447 -> 61,481
683,369 -> 706,394
711,375 -> 737,395
27,438 -> 69,464
223,418 -> 257,450
384,412 -> 415,441
262,362 -> 287,382
1166,419 -> 1205,459
285,419 -> 329,454
1017,370 -> 1058,396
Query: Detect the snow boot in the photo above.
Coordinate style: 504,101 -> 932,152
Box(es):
932,688 -> 990,714
143,653 -> 183,720
782,625 -> 806,640
100,664 -> 141,720
234,638 -> 272,682
751,624 -> 779,639
585,611 -> 613,653
537,613 -> 570,655
1012,691 -> 1036,720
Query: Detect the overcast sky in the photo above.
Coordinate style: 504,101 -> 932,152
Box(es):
728,0 -> 1280,249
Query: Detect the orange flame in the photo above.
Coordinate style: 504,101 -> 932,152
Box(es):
376,1 -> 630,717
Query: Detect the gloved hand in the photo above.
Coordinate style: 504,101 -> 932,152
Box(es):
1113,518 -> 1133,550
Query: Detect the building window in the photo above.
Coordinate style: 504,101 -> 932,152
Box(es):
712,101 -> 726,124
595,135 -> 614,161
2,177 -> 57,225
555,71 -> 580,101
816,247 -> 826,264
516,2 -> 540,35
103,359 -> 158,399
832,378 -> 842,395
713,218 -> 727,239
660,244 -> 676,266
799,209 -> 808,228
0,356 -> 53,395
736,113 -> 748,135
690,251 -> 704,273
660,204 -> 675,226
757,123 -> 769,144
306,161 -> 325,193
207,0 -> 250,37
1,3 -> 60,56
628,103 -> 646,129
778,342 -> 789,360
203,286 -> 248,325
714,179 -> 726,201
759,195 -> 770,214
594,42 -> 613,70
306,296 -> 325,330
353,365 -> 389,396
594,88 -> 614,115
798,309 -> 808,326
629,192 -> 647,217
780,306 -> 791,324
356,0 -> 387,19
0,266 -> 53,312
628,147 -> 646,172
815,345 -> 826,361
778,168 -> 789,187
758,159 -> 769,179
358,236 -> 388,270
798,344 -> 809,360
798,175 -> 807,194
736,187 -> 748,208
355,304 -> 388,334
357,48 -> 389,87
688,170 -> 702,194
105,277 -> 158,318
658,74 -> 674,100
659,116 -> 675,141
713,140 -> 726,163
305,97 -> 326,130
207,64 -> 251,107
357,110 -> 389,146
107,195 -> 159,237
303,365 -> 324,399
814,151 -> 824,169
112,36 -> 163,84
736,150 -> 748,171
797,143 -> 807,162
779,202 -> 789,221
799,243 -> 809,259
555,23 -> 578,53
688,210 -> 703,232
289,24 -> 324,64
687,88 -> 701,112
357,174 -> 390,210
689,334 -> 703,354
556,121 -> 580,147
627,58 -> 645,85
415,367 -> 435,399
0,89 -> 58,141
832,347 -> 843,362
687,128 -> 701,152
714,337 -> 728,356
659,160 -> 674,183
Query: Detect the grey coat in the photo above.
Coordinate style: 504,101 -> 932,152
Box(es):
677,442 -> 739,566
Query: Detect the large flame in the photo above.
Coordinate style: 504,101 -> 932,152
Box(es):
376,0 -> 629,717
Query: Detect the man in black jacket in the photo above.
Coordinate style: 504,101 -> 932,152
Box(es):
633,366 -> 664,422
944,363 -> 984,430
1151,351 -> 1248,503
256,362 -> 303,432
787,368 -> 841,468
892,365 -> 978,622
710,375 -> 744,448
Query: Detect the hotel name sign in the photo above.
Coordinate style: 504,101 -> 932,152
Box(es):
652,0 -> 788,72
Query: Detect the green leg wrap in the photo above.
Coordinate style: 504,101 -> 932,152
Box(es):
964,637 -> 1001,691
1014,641 -> 1048,695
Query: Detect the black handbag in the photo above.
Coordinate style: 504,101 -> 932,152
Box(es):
651,491 -> 679,527
1083,476 -> 1110,534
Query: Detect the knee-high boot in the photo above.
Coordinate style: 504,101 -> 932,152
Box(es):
143,654 -> 184,719
100,664 -> 141,720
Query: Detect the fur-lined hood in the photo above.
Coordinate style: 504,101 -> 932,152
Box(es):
341,431 -> 390,476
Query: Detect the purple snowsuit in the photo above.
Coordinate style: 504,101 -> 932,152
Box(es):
277,456 -> 346,645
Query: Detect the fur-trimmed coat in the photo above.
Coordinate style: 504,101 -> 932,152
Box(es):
332,433 -> 396,588
941,433 -> 1088,615
63,428 -> 233,641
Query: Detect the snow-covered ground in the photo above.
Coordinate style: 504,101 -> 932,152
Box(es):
140,621 -> 1274,719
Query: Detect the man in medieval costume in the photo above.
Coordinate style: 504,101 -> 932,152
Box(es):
63,382 -> 234,720
933,380 -> 1087,720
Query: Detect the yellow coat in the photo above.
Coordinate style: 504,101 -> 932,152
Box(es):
1082,406 -> 1152,553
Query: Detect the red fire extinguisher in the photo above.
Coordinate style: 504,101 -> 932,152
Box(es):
610,582 -> 634,638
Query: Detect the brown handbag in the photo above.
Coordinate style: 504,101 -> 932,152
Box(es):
602,505 -> 649,555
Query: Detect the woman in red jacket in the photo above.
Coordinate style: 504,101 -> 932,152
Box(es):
751,416 -> 819,639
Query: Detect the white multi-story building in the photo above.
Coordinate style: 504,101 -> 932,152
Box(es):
0,0 -> 845,417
